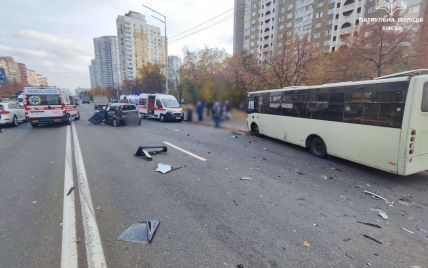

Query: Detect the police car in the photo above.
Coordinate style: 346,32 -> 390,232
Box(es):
23,87 -> 80,127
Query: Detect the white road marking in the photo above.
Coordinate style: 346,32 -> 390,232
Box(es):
61,125 -> 78,268
163,141 -> 207,161
71,123 -> 107,268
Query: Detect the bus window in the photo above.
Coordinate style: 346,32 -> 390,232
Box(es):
421,82 -> 428,112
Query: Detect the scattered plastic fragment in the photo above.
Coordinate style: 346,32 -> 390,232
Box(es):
240,176 -> 253,181
296,171 -> 306,175
88,111 -> 105,125
398,200 -> 410,206
66,186 -> 75,196
173,129 -> 180,132
303,241 -> 311,247
117,220 -> 160,244
231,135 -> 238,139
135,145 -> 168,161
345,253 -> 354,259
357,221 -> 382,229
416,227 -> 427,233
363,190 -> 391,205
363,234 -> 382,244
401,228 -> 414,234
32,201 -> 37,204
321,175 -> 328,180
236,265 -> 245,268
156,163 -> 172,174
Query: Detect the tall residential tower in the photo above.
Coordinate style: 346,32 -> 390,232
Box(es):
116,11 -> 166,82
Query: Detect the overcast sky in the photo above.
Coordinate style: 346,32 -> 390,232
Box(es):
0,0 -> 234,89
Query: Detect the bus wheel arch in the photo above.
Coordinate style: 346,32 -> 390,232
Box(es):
306,134 -> 327,158
250,122 -> 260,136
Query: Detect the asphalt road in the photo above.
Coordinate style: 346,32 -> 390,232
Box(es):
1,103 -> 428,268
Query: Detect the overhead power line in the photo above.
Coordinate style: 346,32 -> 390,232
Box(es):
168,1 -> 249,43
169,15 -> 234,43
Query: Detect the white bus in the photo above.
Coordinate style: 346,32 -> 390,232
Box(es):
247,70 -> 428,176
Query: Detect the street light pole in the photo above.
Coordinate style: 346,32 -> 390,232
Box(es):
142,4 -> 168,94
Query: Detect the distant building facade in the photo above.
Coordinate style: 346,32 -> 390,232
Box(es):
89,36 -> 121,89
233,0 -> 427,60
0,56 -> 21,83
168,55 -> 182,88
116,11 -> 166,82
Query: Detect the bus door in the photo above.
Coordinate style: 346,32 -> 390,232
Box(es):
148,95 -> 155,115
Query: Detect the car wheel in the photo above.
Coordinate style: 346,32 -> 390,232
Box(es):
160,115 -> 165,122
113,119 -> 119,127
65,114 -> 71,125
309,137 -> 327,158
75,112 -> 80,121
251,123 -> 260,136
12,115 -> 19,127
31,123 -> 38,128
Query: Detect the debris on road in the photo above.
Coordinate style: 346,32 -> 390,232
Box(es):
240,176 -> 253,181
173,129 -> 180,132
321,175 -> 328,180
155,163 -> 172,174
401,228 -> 415,234
363,234 -> 383,245
303,241 -> 311,248
88,111 -> 105,125
231,135 -> 238,139
370,209 -> 389,220
32,201 -> 37,204
296,171 -> 306,175
231,131 -> 242,136
117,220 -> 160,244
66,186 -> 75,196
135,145 -> 168,161
357,221 -> 382,229
236,264 -> 245,268
363,190 -> 392,205
343,238 -> 352,242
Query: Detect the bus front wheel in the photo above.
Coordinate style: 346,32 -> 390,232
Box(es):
309,137 -> 327,158
251,123 -> 260,136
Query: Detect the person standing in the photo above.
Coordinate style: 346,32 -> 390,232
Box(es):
224,100 -> 231,120
206,101 -> 213,117
196,101 -> 204,121
212,101 -> 222,128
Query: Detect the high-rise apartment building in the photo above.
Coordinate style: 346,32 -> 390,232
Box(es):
89,59 -> 98,89
168,56 -> 182,88
17,63 -> 29,86
234,0 -> 427,59
89,36 -> 121,89
0,56 -> 21,83
116,11 -> 166,82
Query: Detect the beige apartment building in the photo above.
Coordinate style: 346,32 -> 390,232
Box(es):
116,11 -> 166,82
234,0 -> 427,59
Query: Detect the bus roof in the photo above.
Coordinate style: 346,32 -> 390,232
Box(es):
248,76 -> 424,95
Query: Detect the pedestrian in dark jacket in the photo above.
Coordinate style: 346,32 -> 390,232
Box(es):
212,101 -> 222,128
196,101 -> 204,121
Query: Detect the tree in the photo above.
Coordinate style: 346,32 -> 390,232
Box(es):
138,63 -> 166,94
0,82 -> 25,97
358,22 -> 413,77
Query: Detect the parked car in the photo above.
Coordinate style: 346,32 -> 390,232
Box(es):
0,101 -> 27,127
81,95 -> 90,104
102,103 -> 140,127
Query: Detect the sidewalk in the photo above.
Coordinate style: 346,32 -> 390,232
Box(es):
191,117 -> 248,132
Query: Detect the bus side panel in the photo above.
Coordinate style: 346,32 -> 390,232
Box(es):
252,113 -> 401,173
401,77 -> 428,175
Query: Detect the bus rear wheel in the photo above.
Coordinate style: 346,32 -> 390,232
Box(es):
251,123 -> 260,136
309,137 -> 327,158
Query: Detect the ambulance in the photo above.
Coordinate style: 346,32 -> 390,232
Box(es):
120,93 -> 183,122
23,87 -> 80,127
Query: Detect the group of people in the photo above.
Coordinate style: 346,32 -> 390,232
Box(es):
196,100 -> 232,128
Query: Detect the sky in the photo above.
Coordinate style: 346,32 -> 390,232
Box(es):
0,0 -> 234,89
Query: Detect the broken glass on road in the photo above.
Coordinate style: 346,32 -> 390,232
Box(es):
117,220 -> 160,244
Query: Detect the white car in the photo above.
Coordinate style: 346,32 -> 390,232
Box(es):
0,101 -> 27,127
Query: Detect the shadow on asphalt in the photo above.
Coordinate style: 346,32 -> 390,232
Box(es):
252,134 -> 428,186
